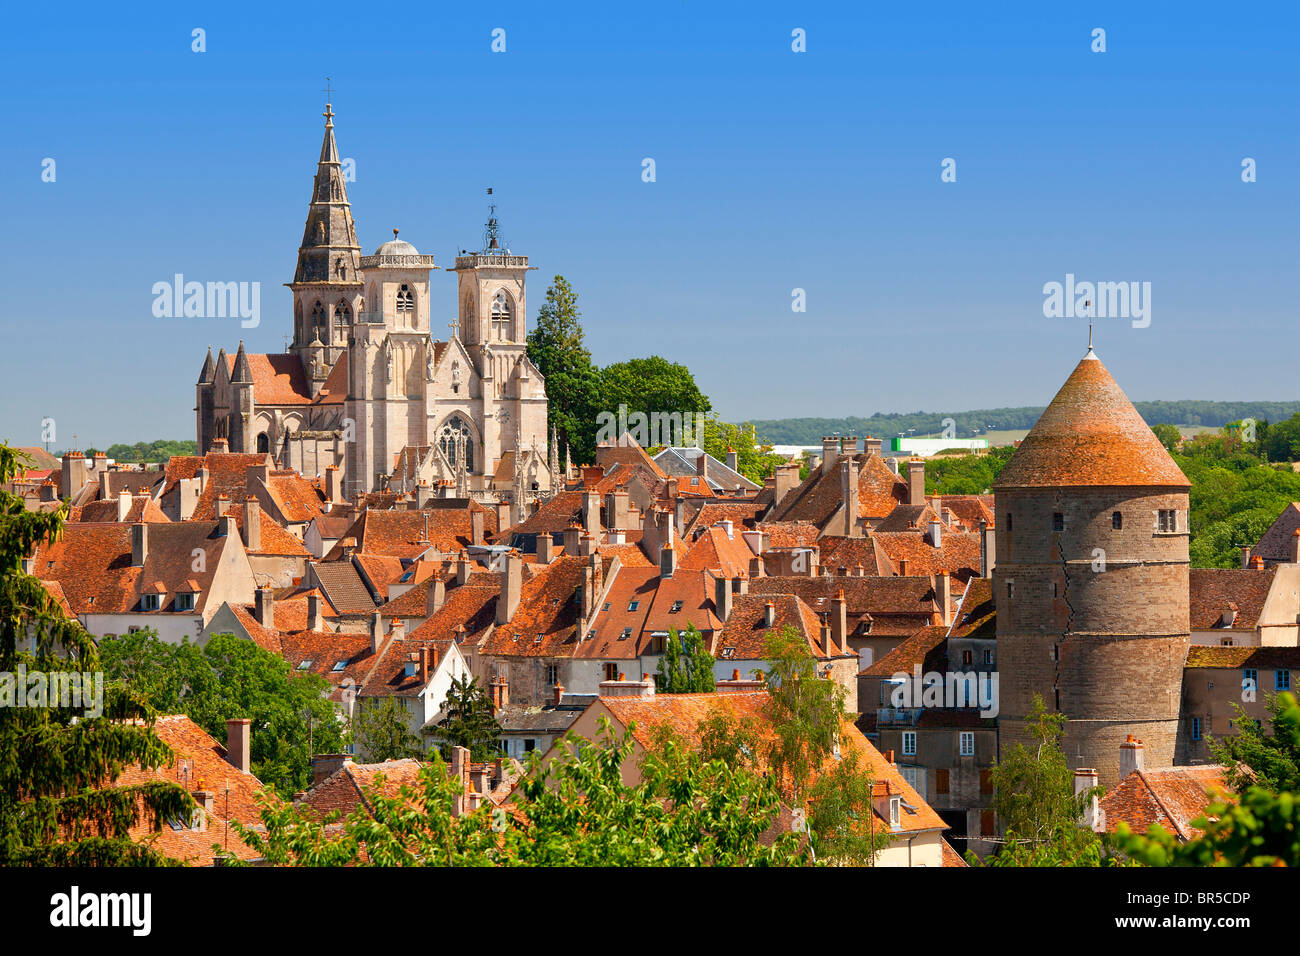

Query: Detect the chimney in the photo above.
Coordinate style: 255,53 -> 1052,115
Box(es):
599,672 -> 657,697
1241,546 -> 1252,570
311,754 -> 351,787
192,789 -> 214,828
763,600 -> 776,628
307,592 -> 325,631
538,533 -> 556,564
820,623 -> 834,656
1118,735 -> 1145,779
243,496 -> 261,552
553,681 -> 565,706
489,675 -> 510,712
419,644 -> 429,684
1074,768 -> 1102,831
606,490 -> 629,531
936,572 -> 951,627
130,522 -> 148,567
725,448 -> 739,472
218,515 -> 237,538
660,540 -> 676,579
743,529 -> 766,555
898,558 -> 909,576
714,574 -> 733,622
225,719 -> 251,774
1250,555 -> 1265,570
831,588 -> 847,654
254,586 -> 275,628
1292,529 -> 1300,564
579,532 -> 597,556
496,550 -> 522,624
325,465 -> 344,504
426,578 -> 446,615
979,518 -> 992,577
116,487 -> 132,521
774,461 -> 800,507
719,519 -> 734,540
471,509 -> 485,546
863,435 -> 882,458
928,516 -> 942,549
370,610 -> 384,654
907,458 -> 926,506
215,493 -> 230,517
390,618 -> 407,643
581,491 -> 601,534
695,451 -> 708,481
457,552 -> 472,585
821,437 -> 841,476
840,458 -> 859,537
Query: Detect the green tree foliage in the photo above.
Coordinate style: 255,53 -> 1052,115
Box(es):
1176,451 -> 1300,568
804,749 -> 892,865
924,445 -> 1014,495
1209,692 -> 1300,794
600,356 -> 712,440
1116,692 -> 1300,866
701,417 -> 787,483
655,625 -> 716,693
351,696 -> 423,763
761,626 -> 844,803
430,674 -> 502,761
1151,423 -> 1182,452
230,720 -> 809,866
98,440 -> 198,463
0,444 -> 191,865
980,696 -> 1113,866
526,276 -> 603,465
98,629 -> 345,793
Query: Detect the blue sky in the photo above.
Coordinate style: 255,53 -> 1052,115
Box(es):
1,1 -> 1296,447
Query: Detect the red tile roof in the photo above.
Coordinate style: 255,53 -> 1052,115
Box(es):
1099,766 -> 1231,840
1189,568 -> 1276,631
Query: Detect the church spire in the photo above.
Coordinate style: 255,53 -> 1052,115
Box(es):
292,99 -> 362,287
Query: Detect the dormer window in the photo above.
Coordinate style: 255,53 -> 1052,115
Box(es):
889,796 -> 901,828
142,593 -> 161,611
176,592 -> 195,611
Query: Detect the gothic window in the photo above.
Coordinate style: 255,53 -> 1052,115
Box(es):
397,284 -> 415,316
256,433 -> 270,454
438,416 -> 474,473
334,302 -> 351,330
491,290 -> 512,340
295,300 -> 304,340
309,301 -> 327,342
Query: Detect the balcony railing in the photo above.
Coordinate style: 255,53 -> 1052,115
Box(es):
453,253 -> 530,270
358,253 -> 437,269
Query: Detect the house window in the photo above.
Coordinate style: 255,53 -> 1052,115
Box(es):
935,768 -> 950,794
298,659 -> 313,670
1158,509 -> 1178,533
332,660 -> 347,672
983,649 -> 993,665
1191,717 -> 1203,741
176,592 -> 195,611
1052,512 -> 1064,532
524,739 -> 535,752
962,650 -> 972,667
545,664 -> 559,685
1243,668 -> 1258,692
902,731 -> 916,756
1006,580 -> 1014,600
959,732 -> 975,757
604,663 -> 619,681
1276,670 -> 1291,691
981,809 -> 995,835
627,600 -> 639,612
1005,514 -> 1012,532
1112,511 -> 1123,530
142,593 -> 161,611
602,602 -> 611,612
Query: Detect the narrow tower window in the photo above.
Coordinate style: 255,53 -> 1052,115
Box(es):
1052,512 -> 1064,532
397,284 -> 415,314
491,289 -> 512,340
310,301 -> 327,341
1112,511 -> 1123,530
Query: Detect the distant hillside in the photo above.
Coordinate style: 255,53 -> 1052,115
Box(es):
70,439 -> 199,462
750,402 -> 1300,446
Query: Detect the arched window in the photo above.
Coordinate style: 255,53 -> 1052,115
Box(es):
310,301 -> 326,341
437,416 -> 474,473
256,433 -> 270,454
397,284 -> 415,315
334,302 -> 351,330
491,290 -> 512,340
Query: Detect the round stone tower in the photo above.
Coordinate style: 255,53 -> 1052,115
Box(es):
993,347 -> 1190,785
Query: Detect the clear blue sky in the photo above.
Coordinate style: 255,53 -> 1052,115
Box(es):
1,1 -> 1296,448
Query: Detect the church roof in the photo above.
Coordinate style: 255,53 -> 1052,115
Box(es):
221,351 -> 344,406
993,350 -> 1190,490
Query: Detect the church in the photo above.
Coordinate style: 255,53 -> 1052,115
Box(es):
195,101 -> 555,502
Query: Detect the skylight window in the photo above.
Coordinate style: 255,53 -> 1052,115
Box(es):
669,601 -> 683,613
628,600 -> 639,611
332,660 -> 347,672
620,628 -> 632,639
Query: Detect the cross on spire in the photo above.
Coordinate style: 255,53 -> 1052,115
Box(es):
322,77 -> 335,121
447,318 -> 459,340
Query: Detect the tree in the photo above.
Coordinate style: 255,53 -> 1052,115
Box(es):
804,749 -> 892,865
526,276 -> 603,465
980,695 -> 1112,866
1209,692 -> 1300,794
229,720 -> 810,866
351,696 -> 423,763
1116,692 -> 1300,867
98,629 -> 346,794
1151,423 -> 1182,452
702,417 -> 787,484
0,444 -> 191,865
600,356 -> 712,447
430,675 -> 502,760
656,625 -> 715,693
761,626 -> 843,804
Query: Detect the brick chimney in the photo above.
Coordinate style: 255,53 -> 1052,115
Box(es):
606,490 -> 629,531
496,550 -> 522,624
725,448 -> 739,472
130,522 -> 148,567
215,493 -> 230,517
695,451 -> 708,482
1241,546 -> 1252,569
243,496 -> 261,552
907,458 -> 926,507
457,551 -> 472,585
979,518 -> 993,577
928,516 -> 942,549
117,487 -> 132,521
471,509 -> 485,546
307,592 -> 324,631
581,491 -> 601,534
553,681 -> 565,706
426,578 -> 446,615
714,574 -> 733,622
254,586 -> 275,628
599,672 -> 656,697
1119,735 -> 1145,779
863,435 -> 882,457
324,465 -> 343,504
840,458 -> 859,537
1291,529 -> 1300,564
489,675 -> 510,712
831,588 -> 847,654
225,718 -> 251,774
716,669 -> 765,693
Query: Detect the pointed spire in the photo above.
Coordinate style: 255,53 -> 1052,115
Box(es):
232,340 -> 253,384
198,346 -> 216,385
292,103 -> 362,287
549,423 -> 559,480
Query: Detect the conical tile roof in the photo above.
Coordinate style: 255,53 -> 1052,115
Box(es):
993,350 -> 1189,490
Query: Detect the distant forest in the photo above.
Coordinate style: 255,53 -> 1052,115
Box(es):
750,402 -> 1300,445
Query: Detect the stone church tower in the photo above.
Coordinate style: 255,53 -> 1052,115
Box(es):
993,346 -> 1191,785
196,102 -> 554,500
